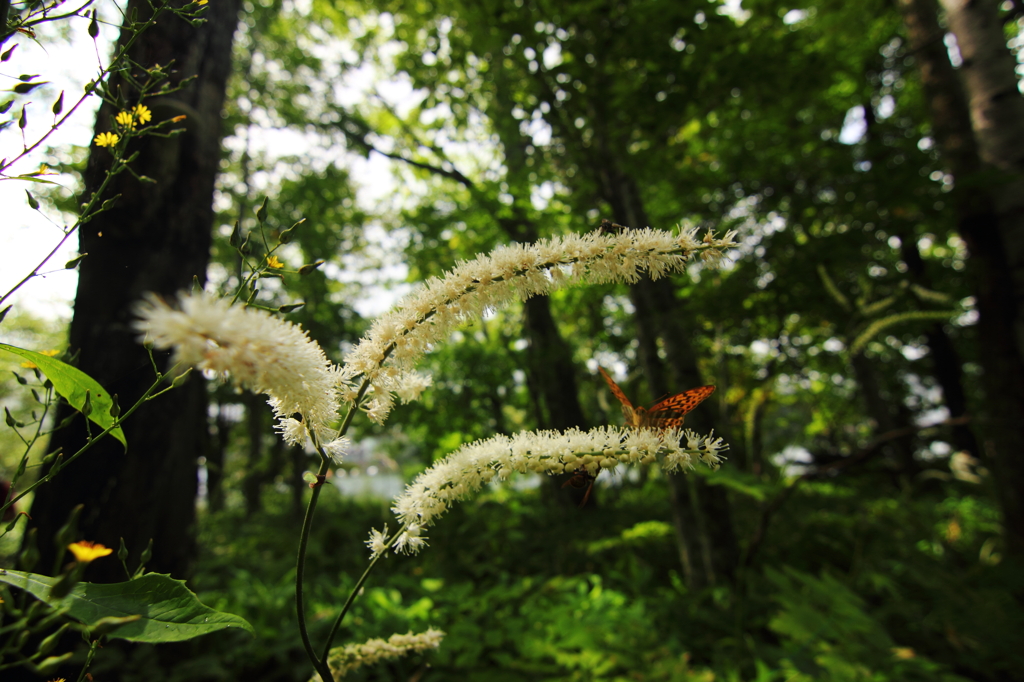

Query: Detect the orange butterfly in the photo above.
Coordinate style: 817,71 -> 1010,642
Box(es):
599,367 -> 715,429
563,369 -> 715,507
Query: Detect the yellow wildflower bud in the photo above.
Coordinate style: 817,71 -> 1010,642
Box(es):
94,132 -> 119,147
115,110 -> 135,129
67,540 -> 113,563
132,104 -> 152,124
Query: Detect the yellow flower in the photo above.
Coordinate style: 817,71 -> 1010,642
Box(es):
67,541 -> 113,563
115,110 -> 135,129
266,255 -> 284,269
170,115 -> 187,123
94,132 -> 120,147
133,104 -> 152,125
48,678 -> 66,682
198,0 -> 208,5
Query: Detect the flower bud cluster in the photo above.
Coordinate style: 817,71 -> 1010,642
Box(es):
134,292 -> 342,447
377,426 -> 728,556
320,629 -> 445,681
341,227 -> 736,423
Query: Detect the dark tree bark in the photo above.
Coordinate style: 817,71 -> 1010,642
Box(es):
522,296 -> 589,430
599,164 -> 740,587
899,0 -> 1024,557
206,403 -> 231,513
242,394 -> 268,515
27,0 -> 241,581
859,81 -> 979,461
849,352 -> 916,474
897,232 -> 980,457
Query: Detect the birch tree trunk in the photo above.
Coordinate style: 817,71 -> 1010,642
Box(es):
900,0 -> 1024,556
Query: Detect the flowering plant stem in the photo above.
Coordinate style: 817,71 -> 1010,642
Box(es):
0,0 -> 204,308
1,369 -> 173,518
294,451 -> 334,682
319,535 -> 392,663
294,399 -> 379,682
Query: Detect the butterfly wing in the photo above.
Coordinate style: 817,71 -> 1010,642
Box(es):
599,367 -> 638,425
643,385 -> 716,429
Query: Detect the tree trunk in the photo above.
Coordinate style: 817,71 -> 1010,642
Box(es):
849,352 -> 916,475
897,231 -> 980,456
900,0 -> 1024,556
600,164 -> 740,586
939,0 -> 1024,360
206,403 -> 231,513
242,394 -> 268,515
27,0 -> 241,581
522,297 -> 589,430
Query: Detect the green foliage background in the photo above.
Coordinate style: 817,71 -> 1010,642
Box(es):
5,0 -> 1022,679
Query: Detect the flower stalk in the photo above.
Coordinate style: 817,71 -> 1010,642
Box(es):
132,223 -> 737,681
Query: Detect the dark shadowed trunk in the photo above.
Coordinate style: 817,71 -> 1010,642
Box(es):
900,0 -> 1024,557
599,164 -> 739,587
897,230 -> 979,456
27,0 -> 241,581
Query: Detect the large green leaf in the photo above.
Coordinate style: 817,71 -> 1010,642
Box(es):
0,343 -> 127,450
0,569 -> 254,642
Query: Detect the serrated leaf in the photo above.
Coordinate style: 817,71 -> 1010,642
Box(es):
0,344 -> 126,449
0,570 -> 254,643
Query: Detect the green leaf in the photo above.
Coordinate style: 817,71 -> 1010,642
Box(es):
13,81 -> 48,95
12,175 -> 63,185
701,468 -> 772,501
0,570 -> 255,643
0,344 -> 127,450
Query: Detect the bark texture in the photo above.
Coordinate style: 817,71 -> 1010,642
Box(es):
900,0 -> 1024,556
27,0 -> 241,581
599,164 -> 739,587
